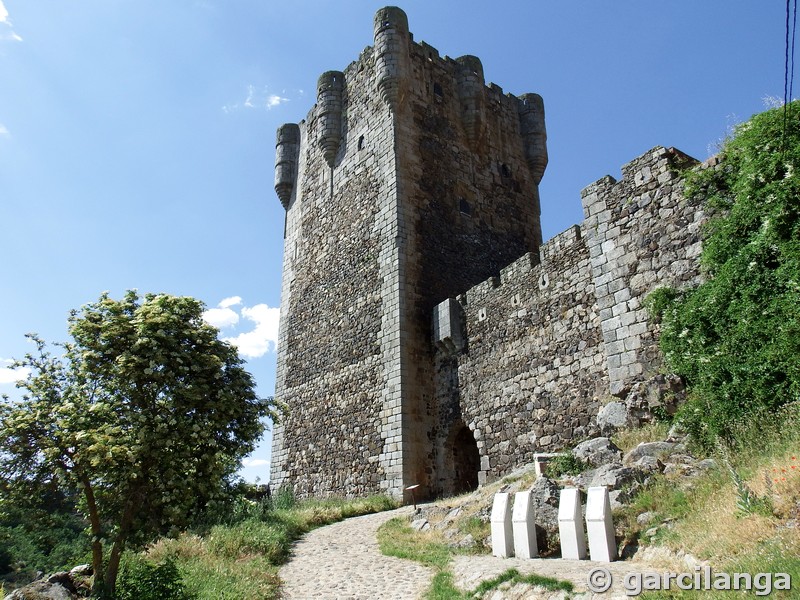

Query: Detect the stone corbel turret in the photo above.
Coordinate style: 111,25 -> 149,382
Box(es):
274,123 -> 300,209
433,298 -> 465,355
517,93 -> 548,184
455,55 -> 486,149
317,71 -> 344,167
373,6 -> 410,110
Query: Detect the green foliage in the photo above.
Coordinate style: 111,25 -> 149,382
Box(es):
377,517 -> 452,569
116,555 -> 196,600
0,482 -> 90,588
152,493 -> 395,599
657,102 -> 800,449
545,452 -> 588,477
471,568 -> 573,596
0,291 -> 277,596
644,287 -> 680,323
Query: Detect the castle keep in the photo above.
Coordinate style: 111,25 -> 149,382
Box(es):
270,7 -> 705,500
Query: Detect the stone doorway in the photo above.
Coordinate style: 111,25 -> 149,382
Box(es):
450,424 -> 480,495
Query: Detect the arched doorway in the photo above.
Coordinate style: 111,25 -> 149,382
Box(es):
451,425 -> 480,495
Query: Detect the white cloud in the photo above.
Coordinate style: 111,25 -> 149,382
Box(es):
0,359 -> 30,385
223,86 -> 294,113
223,303 -> 280,359
266,94 -> 289,109
0,1 -> 22,42
219,296 -> 242,309
0,124 -> 9,137
242,458 -> 269,468
203,299 -> 280,358
203,307 -> 239,329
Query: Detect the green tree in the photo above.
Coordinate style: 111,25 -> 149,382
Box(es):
654,102 -> 800,448
0,291 -> 276,597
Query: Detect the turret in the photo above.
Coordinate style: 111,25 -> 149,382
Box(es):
455,55 -> 486,148
317,71 -> 344,167
274,123 -> 300,209
373,6 -> 410,110
517,93 -> 548,184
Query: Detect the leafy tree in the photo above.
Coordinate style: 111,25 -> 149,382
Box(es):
653,102 -> 800,448
0,291 -> 276,597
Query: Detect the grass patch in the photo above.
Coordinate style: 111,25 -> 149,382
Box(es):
378,518 -> 573,599
141,494 -> 397,600
612,420 -> 672,453
377,517 -> 451,569
472,568 -> 573,596
623,402 -> 800,598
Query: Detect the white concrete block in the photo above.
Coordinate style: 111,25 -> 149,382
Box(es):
511,491 -> 538,559
557,488 -> 587,560
585,486 -> 617,562
490,492 -> 514,558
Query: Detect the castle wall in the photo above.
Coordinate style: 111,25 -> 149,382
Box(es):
581,147 -> 704,397
270,48 -> 401,496
387,20 -> 547,499
432,226 -> 606,491
430,146 -> 706,489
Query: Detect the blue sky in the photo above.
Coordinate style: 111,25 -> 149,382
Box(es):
0,1 -> 789,483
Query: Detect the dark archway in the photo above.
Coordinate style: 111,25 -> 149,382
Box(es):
451,425 -> 480,494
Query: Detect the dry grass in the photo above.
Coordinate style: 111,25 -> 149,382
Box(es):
668,483 -> 780,561
612,421 -> 672,453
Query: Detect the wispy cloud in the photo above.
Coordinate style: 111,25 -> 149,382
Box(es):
0,124 -> 9,138
242,458 -> 269,468
0,358 -> 30,385
223,85 -> 292,113
203,298 -> 280,358
0,1 -> 23,42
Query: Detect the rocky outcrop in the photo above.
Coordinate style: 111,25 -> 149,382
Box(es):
3,565 -> 91,600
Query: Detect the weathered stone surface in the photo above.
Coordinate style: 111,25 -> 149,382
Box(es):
623,441 -> 679,465
596,402 -> 630,434
572,437 -> 622,467
4,580 -> 75,600
529,476 -> 560,552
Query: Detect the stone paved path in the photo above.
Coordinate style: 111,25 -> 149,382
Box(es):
278,507 -> 434,599
279,508 -> 666,599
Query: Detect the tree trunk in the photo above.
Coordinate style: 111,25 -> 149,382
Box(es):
104,492 -> 138,597
81,476 -> 106,597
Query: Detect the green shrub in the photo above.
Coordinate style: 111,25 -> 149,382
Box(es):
546,453 -> 588,477
116,555 -> 196,600
658,101 -> 800,450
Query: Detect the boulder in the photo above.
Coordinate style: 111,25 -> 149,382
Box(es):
572,437 -> 622,467
623,441 -> 678,465
529,476 -> 560,553
596,401 -> 629,434
4,580 -> 76,600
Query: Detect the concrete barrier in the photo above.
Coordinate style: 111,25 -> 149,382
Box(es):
585,486 -> 617,562
557,487 -> 587,560
490,492 -> 514,557
512,490 -> 538,558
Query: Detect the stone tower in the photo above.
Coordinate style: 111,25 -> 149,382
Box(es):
270,6 -> 548,500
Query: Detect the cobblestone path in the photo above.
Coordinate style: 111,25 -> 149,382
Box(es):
278,507 -> 434,599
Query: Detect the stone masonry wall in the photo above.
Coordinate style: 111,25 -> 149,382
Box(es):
432,226 -> 606,491
430,146 -> 706,489
581,146 -> 704,397
270,48 -> 399,496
